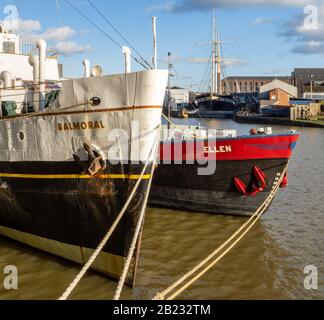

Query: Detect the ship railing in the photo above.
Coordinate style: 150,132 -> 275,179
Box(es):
19,41 -> 37,55
0,83 -> 62,116
162,126 -> 237,142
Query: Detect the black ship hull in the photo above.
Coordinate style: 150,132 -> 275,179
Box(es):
196,96 -> 237,119
0,161 -> 152,285
150,159 -> 286,216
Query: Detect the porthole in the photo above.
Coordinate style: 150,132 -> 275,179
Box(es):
18,130 -> 25,142
90,97 -> 101,106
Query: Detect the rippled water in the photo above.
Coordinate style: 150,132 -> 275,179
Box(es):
0,119 -> 323,300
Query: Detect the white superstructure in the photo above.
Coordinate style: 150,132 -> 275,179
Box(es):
0,25 -> 60,82
0,25 -> 62,114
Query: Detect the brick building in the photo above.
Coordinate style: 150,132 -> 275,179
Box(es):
259,79 -> 298,107
291,68 -> 324,98
221,76 -> 292,95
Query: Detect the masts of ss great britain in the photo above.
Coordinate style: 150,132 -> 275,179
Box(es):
194,11 -> 237,118
0,26 -> 168,285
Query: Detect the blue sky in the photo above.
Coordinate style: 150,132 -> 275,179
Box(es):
0,0 -> 324,91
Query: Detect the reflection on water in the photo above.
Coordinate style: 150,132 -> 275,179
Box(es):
0,119 -> 323,300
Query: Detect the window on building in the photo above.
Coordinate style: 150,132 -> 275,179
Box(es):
3,41 -> 15,54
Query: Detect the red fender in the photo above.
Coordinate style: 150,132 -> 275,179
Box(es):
253,166 -> 266,190
233,177 -> 248,195
280,173 -> 288,188
233,166 -> 266,196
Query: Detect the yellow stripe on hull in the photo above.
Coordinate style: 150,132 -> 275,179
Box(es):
0,173 -> 151,180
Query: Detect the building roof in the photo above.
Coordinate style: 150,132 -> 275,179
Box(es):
293,68 -> 324,71
224,76 -> 291,81
260,79 -> 297,97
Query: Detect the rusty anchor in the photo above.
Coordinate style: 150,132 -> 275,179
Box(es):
73,143 -> 107,176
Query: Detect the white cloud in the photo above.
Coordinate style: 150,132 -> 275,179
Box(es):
22,26 -> 76,43
40,26 -> 76,42
292,41 -> 324,54
222,59 -> 248,67
19,19 -> 42,32
148,1 -> 177,12
147,0 -> 319,13
1,19 -> 76,43
250,17 -> 277,25
278,4 -> 324,55
152,1 -> 324,56
5,20 -> 91,57
0,19 -> 41,33
51,42 -> 92,56
159,54 -> 185,63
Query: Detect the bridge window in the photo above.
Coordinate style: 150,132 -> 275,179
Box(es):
3,41 -> 15,54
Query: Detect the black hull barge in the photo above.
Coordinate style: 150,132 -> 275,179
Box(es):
150,131 -> 300,216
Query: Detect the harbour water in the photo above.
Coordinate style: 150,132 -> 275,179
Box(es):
0,119 -> 323,300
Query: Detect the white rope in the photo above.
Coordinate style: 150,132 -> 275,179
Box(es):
162,113 -> 178,127
113,126 -> 161,300
153,164 -> 288,300
59,126 -> 159,301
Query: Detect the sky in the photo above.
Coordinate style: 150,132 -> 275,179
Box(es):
0,0 -> 324,91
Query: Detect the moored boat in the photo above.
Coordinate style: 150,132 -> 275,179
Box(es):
195,93 -> 237,118
149,125 -> 300,216
0,26 -> 168,285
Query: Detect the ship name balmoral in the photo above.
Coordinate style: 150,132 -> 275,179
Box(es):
58,121 -> 105,131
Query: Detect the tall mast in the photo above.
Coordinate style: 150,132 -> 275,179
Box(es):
167,52 -> 172,127
211,9 -> 216,96
216,27 -> 221,95
152,17 -> 157,70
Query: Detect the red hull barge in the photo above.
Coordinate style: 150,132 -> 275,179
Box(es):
150,133 -> 300,216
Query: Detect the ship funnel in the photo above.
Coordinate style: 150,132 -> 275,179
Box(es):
28,54 -> 40,83
83,59 -> 91,78
1,71 -> 13,89
36,39 -> 47,111
28,54 -> 40,112
122,46 -> 131,73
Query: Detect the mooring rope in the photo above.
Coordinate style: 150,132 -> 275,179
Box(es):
162,113 -> 178,127
153,164 -> 289,300
113,126 -> 161,300
59,126 -> 160,301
